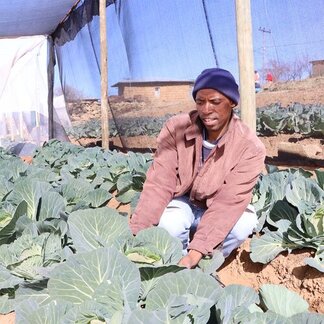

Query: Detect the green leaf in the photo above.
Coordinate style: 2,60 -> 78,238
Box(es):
0,233 -> 51,280
0,294 -> 15,314
145,269 -> 223,307
42,232 -> 64,266
1,158 -> 28,181
268,200 -> 298,230
59,178 -> 92,205
61,300 -> 109,323
265,164 -> 279,174
116,173 -> 133,192
198,249 -> 225,274
145,269 -> 222,323
315,169 -> 324,189
304,247 -> 324,272
68,207 -> 132,253
239,310 -> 288,323
100,180 -> 116,192
0,264 -> 23,289
310,205 -> 324,235
38,191 -> 65,221
15,300 -> 72,324
139,265 -> 184,301
8,179 -> 52,219
27,168 -> 60,183
15,283 -> 51,307
83,188 -> 113,208
0,201 -> 27,244
0,175 -> 13,201
79,169 -> 95,179
285,178 -> 324,215
126,251 -> 161,265
259,284 -> 309,317
289,312 -> 324,323
250,230 -> 297,264
216,284 -> 259,323
135,227 -> 183,265
130,191 -> 141,214
48,247 -> 140,313
115,188 -> 138,204
121,309 -> 167,324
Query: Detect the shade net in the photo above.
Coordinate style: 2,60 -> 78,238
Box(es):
50,0 -> 324,151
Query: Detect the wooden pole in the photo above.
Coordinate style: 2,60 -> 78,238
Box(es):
235,0 -> 256,131
99,0 -> 109,149
48,37 -> 55,139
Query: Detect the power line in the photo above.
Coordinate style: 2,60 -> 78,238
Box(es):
258,39 -> 324,48
261,0 -> 279,63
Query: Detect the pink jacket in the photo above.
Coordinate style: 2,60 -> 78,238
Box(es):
129,110 -> 266,255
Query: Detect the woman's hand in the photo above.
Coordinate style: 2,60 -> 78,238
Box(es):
178,250 -> 203,269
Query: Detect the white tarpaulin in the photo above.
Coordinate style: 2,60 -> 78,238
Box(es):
0,35 -> 70,152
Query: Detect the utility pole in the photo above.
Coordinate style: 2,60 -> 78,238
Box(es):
258,27 -> 271,80
235,0 -> 256,131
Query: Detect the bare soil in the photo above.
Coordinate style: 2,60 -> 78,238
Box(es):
218,240 -> 324,313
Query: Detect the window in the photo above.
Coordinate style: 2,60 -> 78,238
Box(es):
154,87 -> 160,97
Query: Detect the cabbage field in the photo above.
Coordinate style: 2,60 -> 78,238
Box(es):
0,140 -> 323,323
67,103 -> 324,140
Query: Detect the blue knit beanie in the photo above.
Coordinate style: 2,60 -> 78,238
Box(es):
192,68 -> 240,105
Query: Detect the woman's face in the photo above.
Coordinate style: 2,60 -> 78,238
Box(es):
195,88 -> 234,142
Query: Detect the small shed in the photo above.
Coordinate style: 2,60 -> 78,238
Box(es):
112,80 -> 194,103
310,60 -> 324,77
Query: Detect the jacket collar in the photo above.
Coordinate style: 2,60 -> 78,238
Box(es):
184,111 -> 202,141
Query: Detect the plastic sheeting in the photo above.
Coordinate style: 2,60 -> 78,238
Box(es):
0,0 -> 77,37
0,36 -> 70,153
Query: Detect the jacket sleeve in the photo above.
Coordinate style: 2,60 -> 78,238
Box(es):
129,118 -> 179,234
188,142 -> 266,255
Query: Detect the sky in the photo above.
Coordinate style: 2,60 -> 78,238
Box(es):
54,0 -> 324,99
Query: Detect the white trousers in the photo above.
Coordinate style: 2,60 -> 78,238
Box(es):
158,195 -> 258,257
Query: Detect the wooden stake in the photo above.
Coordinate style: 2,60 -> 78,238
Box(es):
99,0 -> 109,149
7,113 -> 15,141
48,37 -> 55,140
35,111 -> 41,146
235,0 -> 256,131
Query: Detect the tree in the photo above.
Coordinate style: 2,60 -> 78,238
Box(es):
264,55 -> 311,82
54,85 -> 83,102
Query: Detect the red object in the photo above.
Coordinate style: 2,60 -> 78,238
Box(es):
266,73 -> 273,82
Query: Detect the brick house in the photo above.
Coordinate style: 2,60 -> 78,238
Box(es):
112,80 -> 195,103
310,60 -> 324,77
